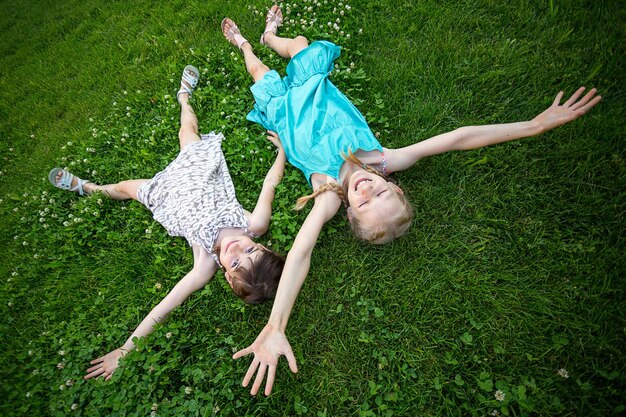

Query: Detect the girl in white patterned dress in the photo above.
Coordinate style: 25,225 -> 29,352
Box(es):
49,66 -> 287,380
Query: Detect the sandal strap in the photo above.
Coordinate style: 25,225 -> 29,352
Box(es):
260,8 -> 283,45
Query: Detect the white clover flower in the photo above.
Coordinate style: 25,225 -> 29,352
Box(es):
28,350 -> 33,355
7,301 -> 13,307
71,403 -> 78,411
113,101 -> 117,106
32,369 -> 39,375
184,386 -> 192,395
57,362 -> 65,370
58,350 -> 66,356
89,118 -> 94,122
22,241 -> 27,246
59,384 -> 65,391
123,90 -> 127,95
212,405 -> 220,414
494,389 -> 505,402
26,392 -> 32,398
165,332 -> 172,339
151,403 -> 159,411
65,379 -> 74,386
557,368 -> 569,379
154,282 -> 162,290
490,410 -> 500,416
12,271 -> 18,277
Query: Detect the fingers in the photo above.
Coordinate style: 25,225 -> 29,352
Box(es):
242,357 -> 260,387
563,87 -> 586,107
265,365 -> 277,396
266,130 -> 278,138
285,348 -> 299,373
84,367 -> 105,380
250,363 -> 267,395
89,356 -> 105,365
232,346 -> 253,360
578,95 -> 602,114
86,362 -> 104,373
571,88 -> 598,110
552,91 -> 564,107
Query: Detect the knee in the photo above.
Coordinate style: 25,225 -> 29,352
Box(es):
289,36 -> 309,56
250,62 -> 270,81
294,35 -> 308,45
179,125 -> 198,139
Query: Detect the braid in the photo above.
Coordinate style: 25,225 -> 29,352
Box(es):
341,150 -> 385,178
295,182 -> 346,210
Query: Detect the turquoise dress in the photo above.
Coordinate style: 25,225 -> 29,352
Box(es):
247,41 -> 382,185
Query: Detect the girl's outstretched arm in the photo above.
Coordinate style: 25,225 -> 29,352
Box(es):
247,131 -> 287,235
84,246 -> 217,381
385,87 -> 601,173
233,191 -> 343,396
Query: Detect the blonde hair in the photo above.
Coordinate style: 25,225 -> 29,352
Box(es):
295,150 -> 414,244
295,182 -> 346,210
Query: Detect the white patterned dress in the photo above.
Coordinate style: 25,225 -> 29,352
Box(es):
137,132 -> 251,267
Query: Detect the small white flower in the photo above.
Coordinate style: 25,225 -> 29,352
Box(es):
212,405 -> 220,414
151,412 -> 157,417
7,301 -> 13,307
28,350 -> 33,355
165,332 -> 172,339
557,368 -> 569,379
71,403 -> 78,411
123,90 -> 127,95
26,392 -> 32,398
113,101 -> 117,106
154,282 -> 162,290
58,350 -> 66,356
89,118 -> 94,122
494,389 -> 505,402
59,384 -> 65,391
151,403 -> 159,411
490,410 -> 500,416
184,386 -> 193,395
12,271 -> 18,277
32,369 -> 39,375
65,379 -> 74,386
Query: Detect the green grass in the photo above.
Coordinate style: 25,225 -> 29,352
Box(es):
1,0 -> 624,415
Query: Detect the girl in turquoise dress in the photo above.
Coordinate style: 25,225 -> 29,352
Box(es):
222,5 -> 601,396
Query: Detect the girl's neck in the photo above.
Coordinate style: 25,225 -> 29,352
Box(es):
213,227 -> 249,252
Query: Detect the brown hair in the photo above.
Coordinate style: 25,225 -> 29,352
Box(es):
294,150 -> 413,243
230,249 -> 285,304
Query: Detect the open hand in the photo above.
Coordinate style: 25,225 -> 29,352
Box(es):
233,323 -> 298,396
533,87 -> 601,133
84,348 -> 126,381
266,130 -> 283,149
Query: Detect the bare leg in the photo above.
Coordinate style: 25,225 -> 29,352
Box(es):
53,172 -> 147,201
177,89 -> 201,149
263,33 -> 309,59
240,43 -> 271,82
222,18 -> 270,82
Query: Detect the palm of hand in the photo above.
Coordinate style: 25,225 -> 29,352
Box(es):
233,324 -> 298,396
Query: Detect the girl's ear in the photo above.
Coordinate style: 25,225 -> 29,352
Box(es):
390,183 -> 404,195
225,272 -> 234,288
346,206 -> 354,222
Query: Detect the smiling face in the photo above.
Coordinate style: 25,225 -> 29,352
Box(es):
218,236 -> 264,287
346,170 -> 404,223
345,169 -> 413,244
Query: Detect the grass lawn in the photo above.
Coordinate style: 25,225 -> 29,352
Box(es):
0,0 -> 624,415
